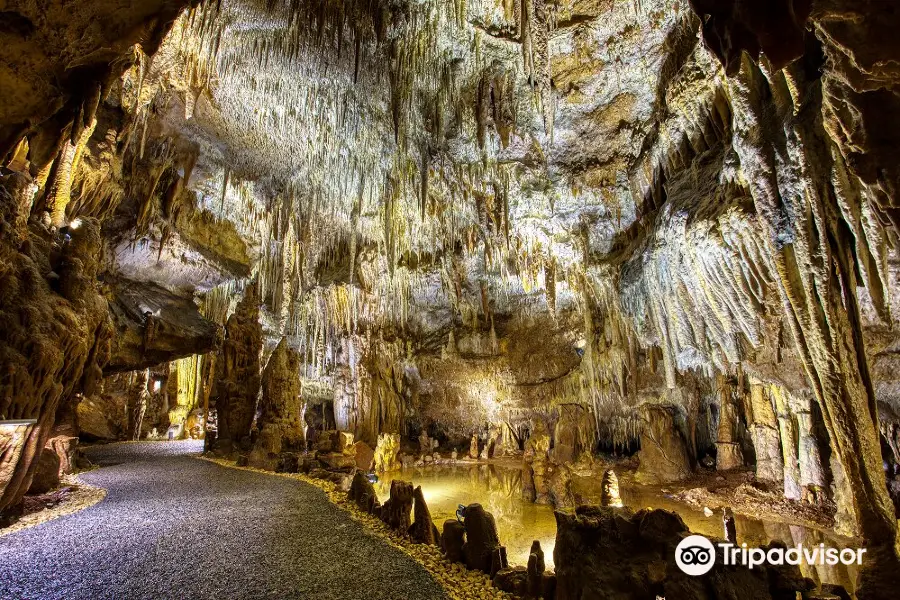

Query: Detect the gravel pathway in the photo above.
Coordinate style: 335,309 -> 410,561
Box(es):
0,441 -> 448,600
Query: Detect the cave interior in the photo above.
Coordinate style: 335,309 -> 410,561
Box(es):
2,0 -> 900,598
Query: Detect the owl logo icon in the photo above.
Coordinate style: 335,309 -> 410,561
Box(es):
676,535 -> 716,576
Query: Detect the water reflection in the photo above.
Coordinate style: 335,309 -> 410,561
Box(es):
376,463 -> 858,592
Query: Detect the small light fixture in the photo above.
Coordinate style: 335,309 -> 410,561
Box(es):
68,218 -> 83,230
456,504 -> 467,522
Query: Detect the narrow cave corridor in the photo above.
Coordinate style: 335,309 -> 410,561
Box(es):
1,1 -> 900,599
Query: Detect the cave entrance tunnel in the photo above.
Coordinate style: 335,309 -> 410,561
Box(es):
2,0 -> 900,598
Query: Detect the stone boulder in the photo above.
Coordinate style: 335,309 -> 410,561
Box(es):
318,453 -> 357,470
351,441 -> 375,471
308,468 -> 353,491
27,448 -> 61,495
443,519 -> 466,563
493,567 -> 528,596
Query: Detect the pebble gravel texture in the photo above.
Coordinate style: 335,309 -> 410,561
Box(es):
0,441 -> 448,600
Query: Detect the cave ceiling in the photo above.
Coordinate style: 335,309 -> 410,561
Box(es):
4,0 -> 900,432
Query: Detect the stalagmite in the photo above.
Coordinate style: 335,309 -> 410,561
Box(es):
47,119 -> 98,227
772,386 -> 802,500
249,337 -> 302,470
212,282 -> 262,454
3,1 -> 899,596
600,470 -> 622,508
715,375 -> 744,471
747,383 -> 784,483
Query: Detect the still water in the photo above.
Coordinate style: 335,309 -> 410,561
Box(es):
375,463 -> 858,593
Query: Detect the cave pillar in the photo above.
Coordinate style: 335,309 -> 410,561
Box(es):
127,369 -> 151,441
212,282 -> 262,454
249,338 -> 302,470
772,386 -> 802,500
790,394 -> 826,504
728,57 -> 900,588
715,375 -> 744,471
523,421 -> 551,503
747,383 -> 784,483
0,207 -> 111,515
552,404 -> 594,464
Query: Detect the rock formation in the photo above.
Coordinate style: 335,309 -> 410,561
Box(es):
553,505 -> 821,600
407,485 -> 440,545
211,283 -> 262,454
635,404 -> 692,484
373,433 -> 400,473
380,479 -> 414,533
461,503 -> 502,574
249,337 -> 302,470
348,470 -> 381,515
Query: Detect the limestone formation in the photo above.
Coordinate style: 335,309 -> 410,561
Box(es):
373,433 -> 401,473
407,485 -> 440,545
600,470 -> 623,508
553,505 -> 824,600
461,503 -> 502,574
715,375 -> 745,471
348,470 -> 380,515
635,404 -> 692,484
3,0 -> 900,594
380,479 -> 414,533
249,338 -> 302,470
212,283 -> 262,454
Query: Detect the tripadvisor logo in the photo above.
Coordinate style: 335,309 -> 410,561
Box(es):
676,535 -> 716,575
675,535 -> 866,576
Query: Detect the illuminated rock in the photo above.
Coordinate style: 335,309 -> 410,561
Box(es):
211,283 -> 262,455
601,470 -> 623,508
635,404 -> 691,485
373,433 -> 401,473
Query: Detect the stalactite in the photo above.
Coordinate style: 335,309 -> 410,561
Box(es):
47,119 -> 98,227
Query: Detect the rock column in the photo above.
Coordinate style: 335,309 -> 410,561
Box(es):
212,282 -> 262,454
249,338 -> 302,470
747,383 -> 784,483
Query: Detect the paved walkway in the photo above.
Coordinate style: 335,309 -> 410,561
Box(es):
0,441 -> 447,600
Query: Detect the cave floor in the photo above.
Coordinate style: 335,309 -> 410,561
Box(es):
0,441 -> 448,600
